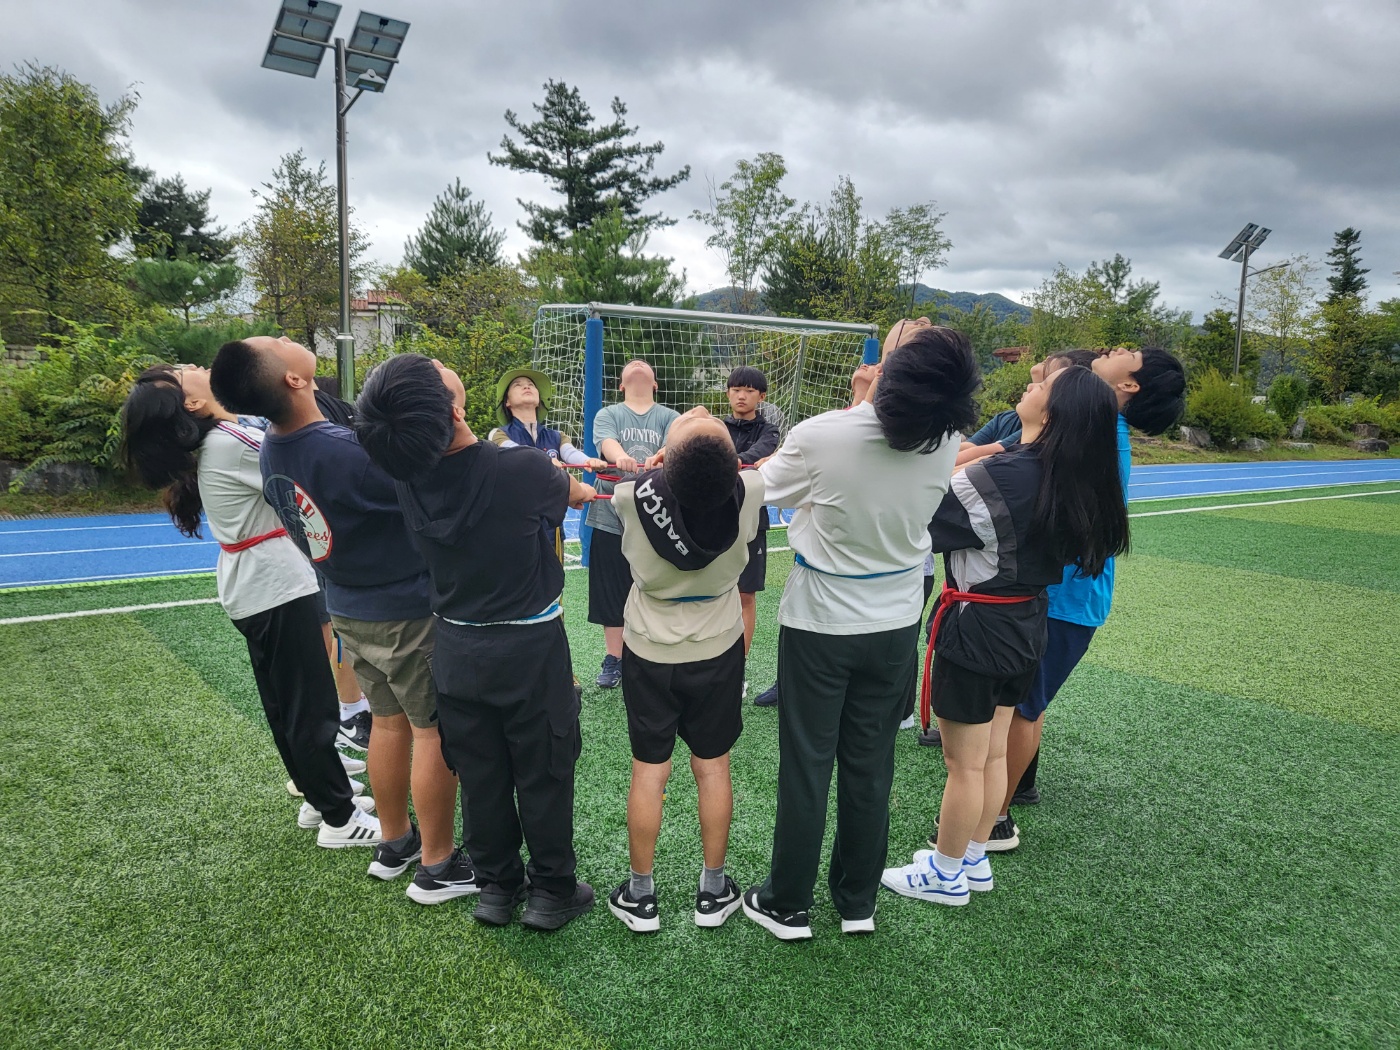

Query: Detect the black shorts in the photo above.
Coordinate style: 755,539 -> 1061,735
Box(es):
587,528 -> 631,628
738,530 -> 767,594
313,584 -> 331,625
929,653 -> 1037,726
621,638 -> 745,764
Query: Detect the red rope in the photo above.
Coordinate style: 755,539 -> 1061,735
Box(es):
920,584 -> 1038,731
219,527 -> 288,554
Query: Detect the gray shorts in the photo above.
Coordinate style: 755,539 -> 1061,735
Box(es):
330,614 -> 438,729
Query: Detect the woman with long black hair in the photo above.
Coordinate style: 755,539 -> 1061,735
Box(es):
882,364 -> 1130,905
121,365 -> 380,848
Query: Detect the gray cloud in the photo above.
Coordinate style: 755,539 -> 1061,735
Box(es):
4,0 -> 1399,320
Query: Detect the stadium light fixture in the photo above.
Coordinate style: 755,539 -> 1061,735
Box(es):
1218,223 -> 1273,378
260,1 -> 411,399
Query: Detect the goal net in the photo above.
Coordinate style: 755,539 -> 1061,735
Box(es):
530,303 -> 879,453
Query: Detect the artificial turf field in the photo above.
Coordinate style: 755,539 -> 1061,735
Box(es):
2,483 -> 1398,1049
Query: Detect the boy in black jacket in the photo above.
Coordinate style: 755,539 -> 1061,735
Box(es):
721,366 -> 780,678
353,353 -> 598,931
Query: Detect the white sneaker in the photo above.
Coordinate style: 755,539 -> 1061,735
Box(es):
840,915 -> 875,935
298,796 -> 376,828
316,807 -> 382,848
286,777 -> 364,798
339,753 -> 367,775
897,715 -> 918,730
742,680 -> 749,699
915,848 -> 993,892
881,854 -> 969,905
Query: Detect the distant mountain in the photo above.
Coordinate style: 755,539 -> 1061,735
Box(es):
689,285 -> 1031,323
907,286 -> 1032,323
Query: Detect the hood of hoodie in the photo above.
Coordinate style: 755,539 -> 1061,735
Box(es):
395,439 -> 499,544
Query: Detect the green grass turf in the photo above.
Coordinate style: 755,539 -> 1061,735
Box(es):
2,488 -> 1398,1048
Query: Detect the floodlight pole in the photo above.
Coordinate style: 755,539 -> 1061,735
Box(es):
331,37 -> 355,397
1232,240 -> 1253,379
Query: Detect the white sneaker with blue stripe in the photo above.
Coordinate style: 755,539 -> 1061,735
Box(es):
914,848 -> 993,892
881,853 -> 970,905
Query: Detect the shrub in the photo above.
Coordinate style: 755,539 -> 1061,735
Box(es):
1266,374 -> 1308,424
978,359 -> 1031,421
1301,407 -> 1346,443
0,323 -> 162,484
1380,401 -> 1400,440
1185,370 -> 1264,447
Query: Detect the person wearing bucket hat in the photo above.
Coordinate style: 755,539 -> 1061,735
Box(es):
489,368 -> 607,471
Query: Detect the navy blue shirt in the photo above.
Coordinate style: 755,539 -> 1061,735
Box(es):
969,409 -> 1022,447
260,421 -> 431,621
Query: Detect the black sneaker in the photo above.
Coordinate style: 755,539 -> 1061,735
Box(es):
752,683 -> 779,708
596,655 -> 621,689
473,882 -> 529,926
405,848 -> 480,905
918,725 -> 942,747
926,814 -> 1019,852
694,875 -> 742,928
1011,785 -> 1041,806
336,710 -> 371,752
608,879 -> 660,933
741,885 -> 811,941
367,823 -> 422,881
521,881 -> 596,931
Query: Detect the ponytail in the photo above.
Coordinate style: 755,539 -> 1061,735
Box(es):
120,367 -> 216,538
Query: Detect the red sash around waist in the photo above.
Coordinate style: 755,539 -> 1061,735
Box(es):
920,584 -> 1039,731
219,527 -> 287,554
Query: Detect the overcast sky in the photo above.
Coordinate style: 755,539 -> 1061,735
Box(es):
6,0 -> 1400,319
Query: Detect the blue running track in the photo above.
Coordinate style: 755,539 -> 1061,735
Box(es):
3,459 -> 1398,590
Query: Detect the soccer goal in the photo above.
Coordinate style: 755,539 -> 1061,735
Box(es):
530,302 -> 881,459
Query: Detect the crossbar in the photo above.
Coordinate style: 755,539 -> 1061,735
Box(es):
536,302 -> 878,337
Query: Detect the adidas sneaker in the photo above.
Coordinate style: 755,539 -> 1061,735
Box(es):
297,795 -> 375,828
880,854 -> 969,905
316,807 -> 382,848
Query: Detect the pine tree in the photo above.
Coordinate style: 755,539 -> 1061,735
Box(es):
134,175 -> 233,261
490,80 -> 690,244
402,179 -> 505,282
1324,227 -> 1369,303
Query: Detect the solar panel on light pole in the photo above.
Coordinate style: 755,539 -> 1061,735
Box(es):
1218,223 -> 1272,378
260,1 -> 410,399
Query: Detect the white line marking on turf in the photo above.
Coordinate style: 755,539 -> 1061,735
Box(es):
1128,489 -> 1400,518
0,541 -> 217,558
0,598 -> 220,626
1128,479 -> 1400,502
1,567 -> 217,588
0,521 -> 177,535
8,490 -> 1394,622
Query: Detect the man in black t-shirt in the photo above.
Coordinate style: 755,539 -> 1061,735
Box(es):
354,353 -> 598,932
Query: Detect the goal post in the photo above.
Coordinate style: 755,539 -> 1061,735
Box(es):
532,302 -> 880,566
533,301 -> 880,461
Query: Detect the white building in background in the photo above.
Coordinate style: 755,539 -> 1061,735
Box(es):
312,291 -> 412,357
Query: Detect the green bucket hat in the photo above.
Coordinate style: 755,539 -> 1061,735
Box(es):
495,368 -> 555,428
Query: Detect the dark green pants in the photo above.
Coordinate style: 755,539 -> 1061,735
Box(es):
759,622 -> 919,920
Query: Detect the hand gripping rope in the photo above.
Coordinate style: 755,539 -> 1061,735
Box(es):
919,584 -> 1038,731
565,462 -> 758,499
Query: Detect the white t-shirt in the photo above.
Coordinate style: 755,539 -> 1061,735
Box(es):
197,422 -> 319,621
760,401 -> 959,635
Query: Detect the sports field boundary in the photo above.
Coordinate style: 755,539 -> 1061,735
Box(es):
5,484 -> 1397,626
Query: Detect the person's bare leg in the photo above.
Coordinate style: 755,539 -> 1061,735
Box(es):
321,623 -> 361,707
976,706 -> 1015,841
936,717 -> 992,862
739,593 -> 757,655
1001,711 -> 1046,816
410,723 -> 459,866
691,753 -> 733,870
605,626 -> 624,660
627,758 -> 672,875
368,712 -> 412,841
